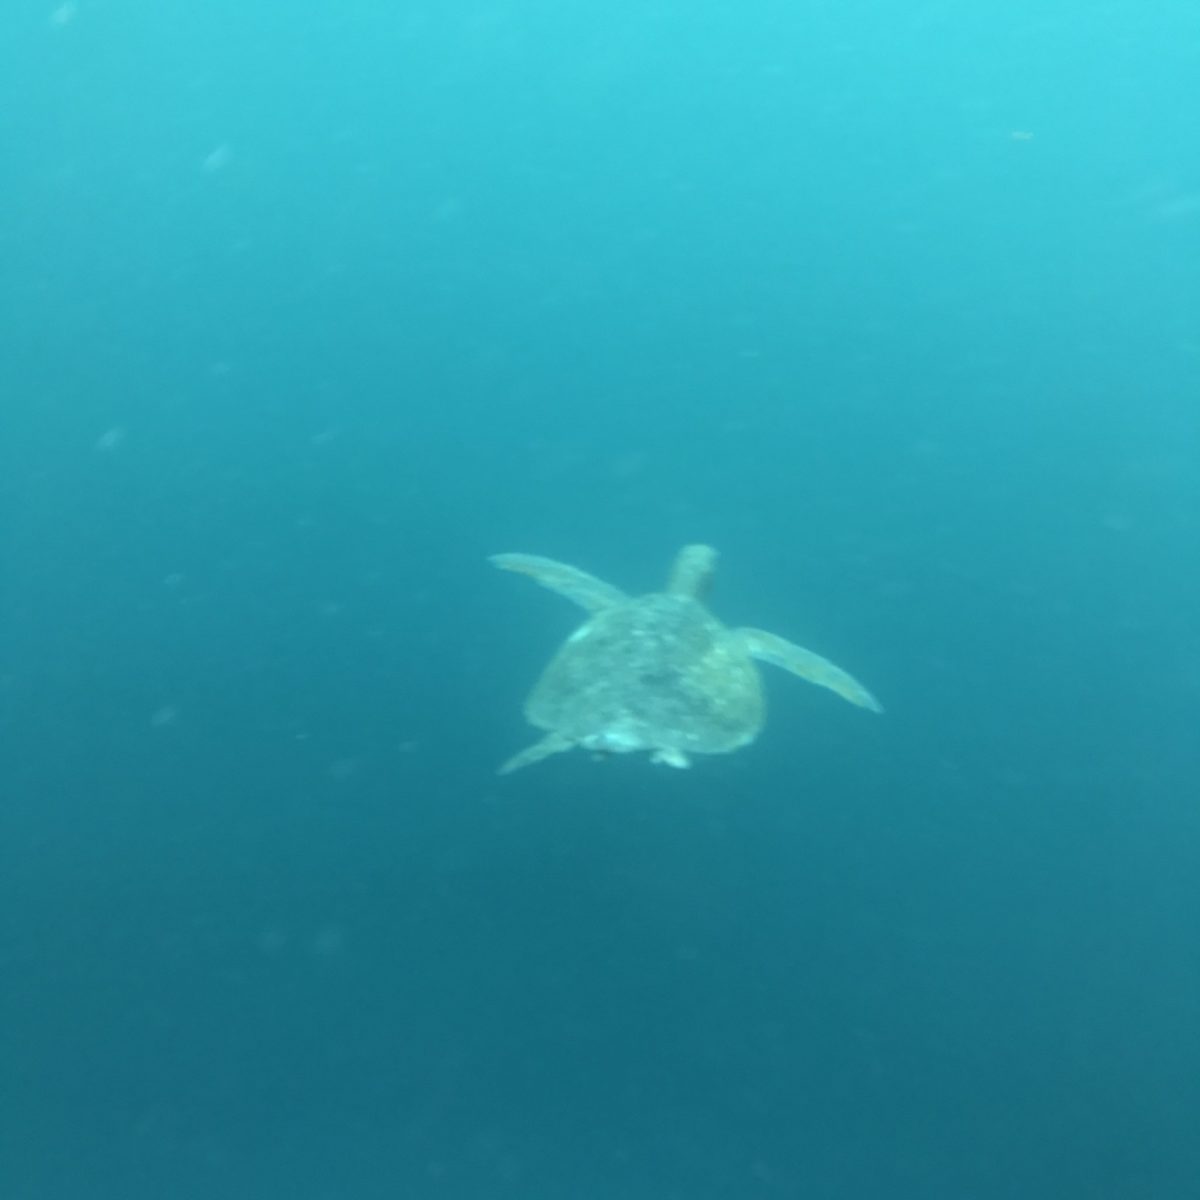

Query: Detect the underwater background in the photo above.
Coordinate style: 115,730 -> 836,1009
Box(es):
2,1 -> 1198,1196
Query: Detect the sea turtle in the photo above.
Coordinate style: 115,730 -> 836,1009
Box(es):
491,544 -> 882,775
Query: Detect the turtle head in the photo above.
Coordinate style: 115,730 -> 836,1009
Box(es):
667,544 -> 718,599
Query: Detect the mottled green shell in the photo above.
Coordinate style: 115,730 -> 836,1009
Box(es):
526,592 -> 763,755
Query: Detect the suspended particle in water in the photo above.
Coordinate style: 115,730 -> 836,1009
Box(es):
202,143 -> 233,173
150,705 -> 179,728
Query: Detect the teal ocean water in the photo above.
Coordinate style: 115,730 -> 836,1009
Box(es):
2,2 -> 1198,1196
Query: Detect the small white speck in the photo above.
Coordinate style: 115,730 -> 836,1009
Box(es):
328,757 -> 359,781
95,427 -> 125,452
50,2 -> 77,27
432,197 -> 465,221
312,924 -> 345,956
202,143 -> 232,173
258,928 -> 287,955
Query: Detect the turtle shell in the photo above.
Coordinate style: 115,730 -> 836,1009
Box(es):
525,592 -> 764,756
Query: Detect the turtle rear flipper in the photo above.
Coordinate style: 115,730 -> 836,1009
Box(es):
651,747 -> 691,769
498,731 -> 575,775
739,628 -> 883,713
490,554 -> 626,613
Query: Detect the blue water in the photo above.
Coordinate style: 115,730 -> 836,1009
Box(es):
3,2 -> 1198,1197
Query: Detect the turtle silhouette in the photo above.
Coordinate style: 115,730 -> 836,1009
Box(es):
491,544 -> 882,775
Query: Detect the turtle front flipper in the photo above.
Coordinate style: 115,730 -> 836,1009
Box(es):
498,731 -> 575,775
490,553 -> 627,613
739,628 -> 883,713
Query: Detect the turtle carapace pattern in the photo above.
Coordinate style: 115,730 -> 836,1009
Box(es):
491,544 -> 882,775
